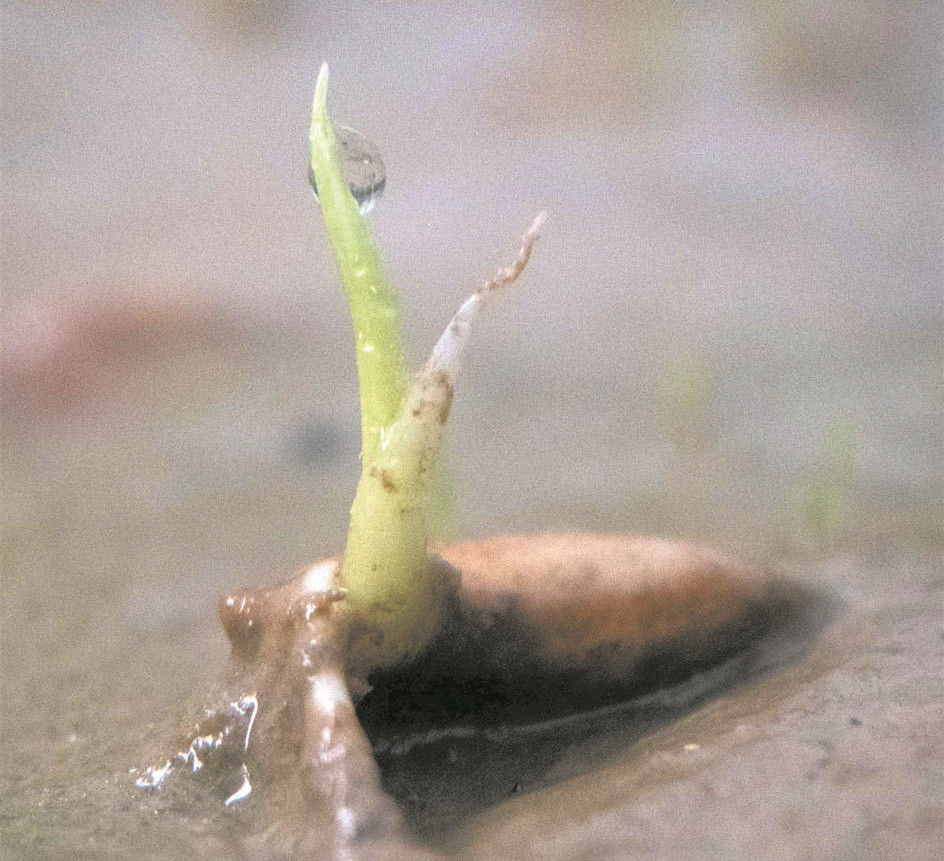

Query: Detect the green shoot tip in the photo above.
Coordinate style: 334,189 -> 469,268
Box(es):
311,62 -> 329,139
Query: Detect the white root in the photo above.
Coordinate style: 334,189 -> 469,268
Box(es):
428,211 -> 547,383
381,211 -> 547,464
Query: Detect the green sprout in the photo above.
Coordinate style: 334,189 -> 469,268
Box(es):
309,65 -> 407,461
309,64 -> 543,672
661,355 -> 712,453
797,422 -> 860,547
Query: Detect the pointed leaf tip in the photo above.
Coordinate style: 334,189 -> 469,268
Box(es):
311,62 -> 330,139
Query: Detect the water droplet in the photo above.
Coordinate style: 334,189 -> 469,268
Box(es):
309,123 -> 386,214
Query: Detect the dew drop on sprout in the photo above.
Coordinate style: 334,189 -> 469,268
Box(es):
309,122 -> 386,215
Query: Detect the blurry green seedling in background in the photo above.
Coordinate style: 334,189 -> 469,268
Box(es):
660,355 -> 713,455
796,422 -> 860,547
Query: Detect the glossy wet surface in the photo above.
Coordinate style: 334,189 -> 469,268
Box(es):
2,2 -> 941,859
364,576 -> 828,839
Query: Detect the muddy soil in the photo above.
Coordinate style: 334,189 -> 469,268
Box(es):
443,551 -> 944,860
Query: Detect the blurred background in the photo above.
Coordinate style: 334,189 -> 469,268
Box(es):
2,0 -> 941,856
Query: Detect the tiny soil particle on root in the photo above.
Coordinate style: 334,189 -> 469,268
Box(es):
135,533 -> 818,859
368,465 -> 399,493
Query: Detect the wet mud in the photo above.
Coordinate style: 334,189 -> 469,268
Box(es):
364,563 -> 828,838
112,535 -> 828,859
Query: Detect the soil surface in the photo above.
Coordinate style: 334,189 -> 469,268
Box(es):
2,2 -> 941,860
441,552 -> 943,861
